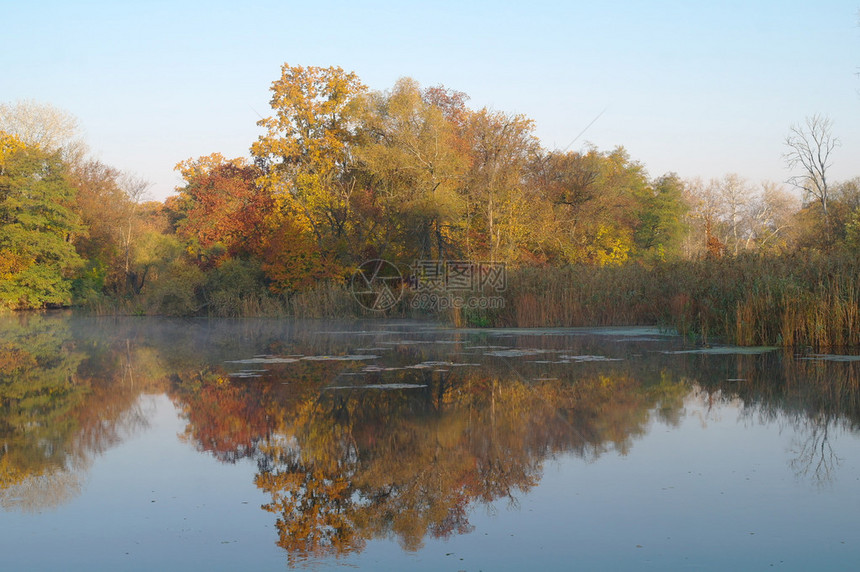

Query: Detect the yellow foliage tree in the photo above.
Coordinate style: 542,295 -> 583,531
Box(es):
251,63 -> 366,260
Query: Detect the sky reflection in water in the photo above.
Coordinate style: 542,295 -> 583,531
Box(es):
1,314 -> 860,571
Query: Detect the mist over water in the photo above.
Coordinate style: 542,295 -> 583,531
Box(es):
2,313 -> 860,570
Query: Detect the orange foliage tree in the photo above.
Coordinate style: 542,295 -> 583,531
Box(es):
171,153 -> 272,267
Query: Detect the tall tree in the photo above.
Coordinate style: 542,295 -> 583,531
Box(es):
0,132 -> 83,308
783,114 -> 839,229
463,109 -> 539,262
117,174 -> 151,294
251,63 -> 366,258
68,160 -> 135,294
718,173 -> 753,255
633,173 -> 688,261
0,100 -> 87,165
356,78 -> 467,260
745,182 -> 798,252
535,147 -> 647,265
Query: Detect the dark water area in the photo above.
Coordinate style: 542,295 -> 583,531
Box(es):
2,312 -> 860,570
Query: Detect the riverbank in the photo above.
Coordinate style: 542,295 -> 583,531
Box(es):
70,253 -> 860,349
490,253 -> 860,347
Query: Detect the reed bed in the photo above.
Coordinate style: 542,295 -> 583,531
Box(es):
78,253 -> 860,348
491,254 -> 860,348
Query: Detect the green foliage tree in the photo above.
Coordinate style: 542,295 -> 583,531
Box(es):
0,132 -> 83,309
633,173 -> 688,261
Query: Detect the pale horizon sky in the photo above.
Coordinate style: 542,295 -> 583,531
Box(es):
3,0 -> 858,201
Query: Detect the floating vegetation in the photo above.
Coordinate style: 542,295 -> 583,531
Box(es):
484,348 -> 553,358
362,365 -> 405,372
801,354 -> 860,362
301,354 -> 380,361
406,361 -> 481,369
228,371 -> 265,379
354,347 -> 392,352
558,354 -> 622,362
319,330 -> 401,336
225,356 -> 300,364
449,326 -> 671,337
664,347 -> 779,355
226,353 -> 381,364
324,383 -> 428,391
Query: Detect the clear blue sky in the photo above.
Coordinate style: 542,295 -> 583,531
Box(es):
3,0 -> 858,200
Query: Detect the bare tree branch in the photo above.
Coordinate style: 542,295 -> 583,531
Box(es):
783,114 -> 839,225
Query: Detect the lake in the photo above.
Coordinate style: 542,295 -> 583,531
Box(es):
2,313 -> 860,571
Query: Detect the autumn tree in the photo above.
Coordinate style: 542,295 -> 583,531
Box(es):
0,132 -> 83,308
356,78 -> 467,261
117,174 -> 151,292
67,160 -> 136,296
462,108 -> 540,262
717,173 -> 754,255
683,177 -> 728,258
783,114 -> 839,231
0,100 -> 87,165
745,182 -> 799,252
819,177 -> 860,248
534,147 -> 648,265
125,201 -> 210,314
171,153 -> 271,266
252,64 -> 366,259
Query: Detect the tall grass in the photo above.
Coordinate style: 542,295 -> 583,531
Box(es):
79,253 -> 860,348
488,253 -> 860,348
81,281 -> 406,320
494,264 -> 657,329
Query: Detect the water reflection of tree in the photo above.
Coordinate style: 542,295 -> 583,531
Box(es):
0,314 -> 158,510
170,369 -> 276,462
168,356 -> 688,565
168,342 -> 860,563
789,412 -> 840,483
781,358 -> 860,485
11,316 -> 857,561
686,351 -> 860,485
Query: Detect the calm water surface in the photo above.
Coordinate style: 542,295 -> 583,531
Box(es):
2,313 -> 860,571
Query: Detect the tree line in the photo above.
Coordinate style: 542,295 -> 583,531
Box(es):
1,66 -> 857,312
